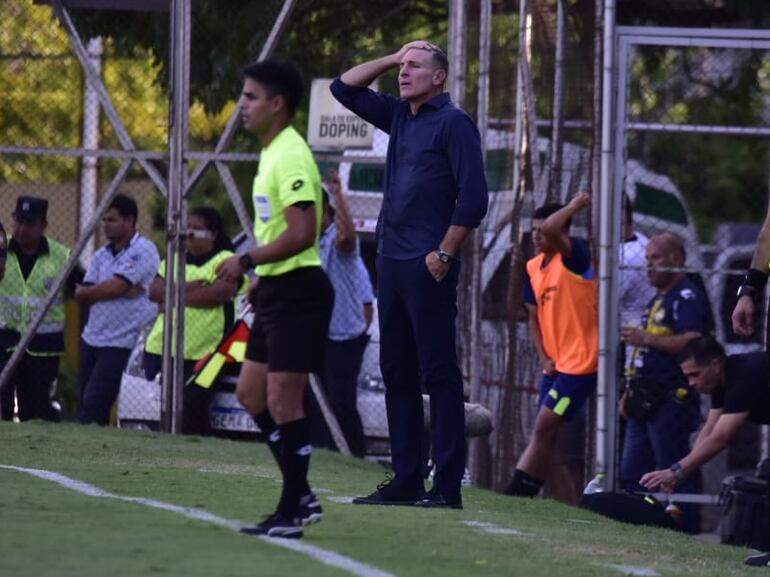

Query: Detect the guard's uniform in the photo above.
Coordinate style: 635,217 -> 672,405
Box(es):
621,276 -> 709,533
0,234 -> 70,422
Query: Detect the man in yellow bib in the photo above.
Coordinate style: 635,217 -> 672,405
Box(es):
217,60 -> 333,539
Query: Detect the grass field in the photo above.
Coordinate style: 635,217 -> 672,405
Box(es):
0,422 -> 760,577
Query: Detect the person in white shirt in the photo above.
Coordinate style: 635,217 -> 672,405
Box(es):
76,194 -> 159,425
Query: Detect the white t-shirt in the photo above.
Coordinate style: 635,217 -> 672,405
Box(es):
619,231 -> 656,328
81,233 -> 160,349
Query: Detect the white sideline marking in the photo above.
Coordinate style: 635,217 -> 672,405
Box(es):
328,496 -> 356,503
0,464 -> 397,577
566,518 -> 596,525
464,520 -> 524,536
606,564 -> 660,577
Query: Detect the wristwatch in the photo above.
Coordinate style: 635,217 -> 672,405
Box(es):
669,462 -> 685,480
239,253 -> 254,270
436,250 -> 454,264
736,284 -> 758,300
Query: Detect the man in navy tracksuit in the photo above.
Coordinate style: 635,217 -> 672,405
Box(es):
331,40 -> 488,509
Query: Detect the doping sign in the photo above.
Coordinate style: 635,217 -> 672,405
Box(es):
308,78 -> 376,149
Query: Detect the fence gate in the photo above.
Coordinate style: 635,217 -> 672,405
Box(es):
602,26 -> 770,523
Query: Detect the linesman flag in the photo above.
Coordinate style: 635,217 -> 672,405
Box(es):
189,319 -> 250,389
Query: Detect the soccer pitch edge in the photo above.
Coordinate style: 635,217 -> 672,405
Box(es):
0,464 -> 396,577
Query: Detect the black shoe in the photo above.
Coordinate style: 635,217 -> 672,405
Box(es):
414,487 -> 463,510
299,492 -> 323,526
744,552 -> 770,567
352,475 -> 424,506
240,513 -> 304,539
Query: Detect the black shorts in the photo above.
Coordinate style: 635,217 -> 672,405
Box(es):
245,266 -> 334,373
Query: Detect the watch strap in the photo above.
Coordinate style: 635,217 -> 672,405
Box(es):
669,462 -> 684,480
436,250 -> 454,264
239,253 -> 254,270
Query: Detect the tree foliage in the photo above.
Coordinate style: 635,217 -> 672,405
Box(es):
628,45 -> 770,239
71,0 -> 449,116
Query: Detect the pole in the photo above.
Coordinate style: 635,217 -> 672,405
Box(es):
79,36 -> 102,268
162,0 -> 190,433
597,0 -> 618,490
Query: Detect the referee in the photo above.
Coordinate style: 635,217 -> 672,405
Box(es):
217,60 -> 333,539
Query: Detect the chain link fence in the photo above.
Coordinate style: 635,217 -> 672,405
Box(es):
0,0 -> 443,459
4,2 -> 770,534
614,31 -> 770,532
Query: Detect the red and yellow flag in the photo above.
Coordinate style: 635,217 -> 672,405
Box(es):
190,319 -> 250,389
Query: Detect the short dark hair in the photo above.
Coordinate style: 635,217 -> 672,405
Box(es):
678,334 -> 726,365
533,203 -> 571,229
242,60 -> 303,116
428,45 -> 448,72
109,194 -> 138,222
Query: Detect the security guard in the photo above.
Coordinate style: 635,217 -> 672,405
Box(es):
0,197 -> 70,421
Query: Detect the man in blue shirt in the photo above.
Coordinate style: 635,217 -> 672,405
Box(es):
331,40 -> 488,508
620,233 -> 708,533
307,169 -> 372,457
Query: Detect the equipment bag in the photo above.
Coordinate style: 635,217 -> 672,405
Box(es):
719,475 -> 770,550
580,491 -> 677,530
623,379 -> 668,422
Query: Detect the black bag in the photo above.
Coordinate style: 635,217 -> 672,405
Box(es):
719,475 -> 770,550
580,491 -> 677,530
623,379 -> 668,421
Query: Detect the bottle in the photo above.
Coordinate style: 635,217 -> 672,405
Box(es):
665,495 -> 682,522
583,473 -> 605,495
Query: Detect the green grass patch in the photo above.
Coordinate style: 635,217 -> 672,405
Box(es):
0,422 -> 758,577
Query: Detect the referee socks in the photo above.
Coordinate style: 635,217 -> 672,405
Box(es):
278,417 -> 313,518
253,410 -> 283,466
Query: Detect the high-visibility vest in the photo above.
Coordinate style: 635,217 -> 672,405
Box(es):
0,238 -> 70,355
144,250 -> 242,361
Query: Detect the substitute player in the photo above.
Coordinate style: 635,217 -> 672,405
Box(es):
504,194 -> 598,498
217,60 -> 333,539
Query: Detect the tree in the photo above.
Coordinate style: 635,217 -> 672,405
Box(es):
1,1 -> 233,184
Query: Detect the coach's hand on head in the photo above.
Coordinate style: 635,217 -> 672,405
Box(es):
394,40 -> 440,61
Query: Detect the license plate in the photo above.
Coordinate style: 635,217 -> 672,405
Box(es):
209,409 -> 258,432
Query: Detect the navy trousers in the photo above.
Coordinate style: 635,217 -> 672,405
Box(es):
143,353 -> 208,435
377,255 -> 465,498
78,340 -> 131,425
307,333 -> 369,457
620,395 -> 702,533
0,352 -> 60,422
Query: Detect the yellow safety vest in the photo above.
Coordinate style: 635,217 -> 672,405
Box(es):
0,238 -> 70,355
144,250 -> 243,361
